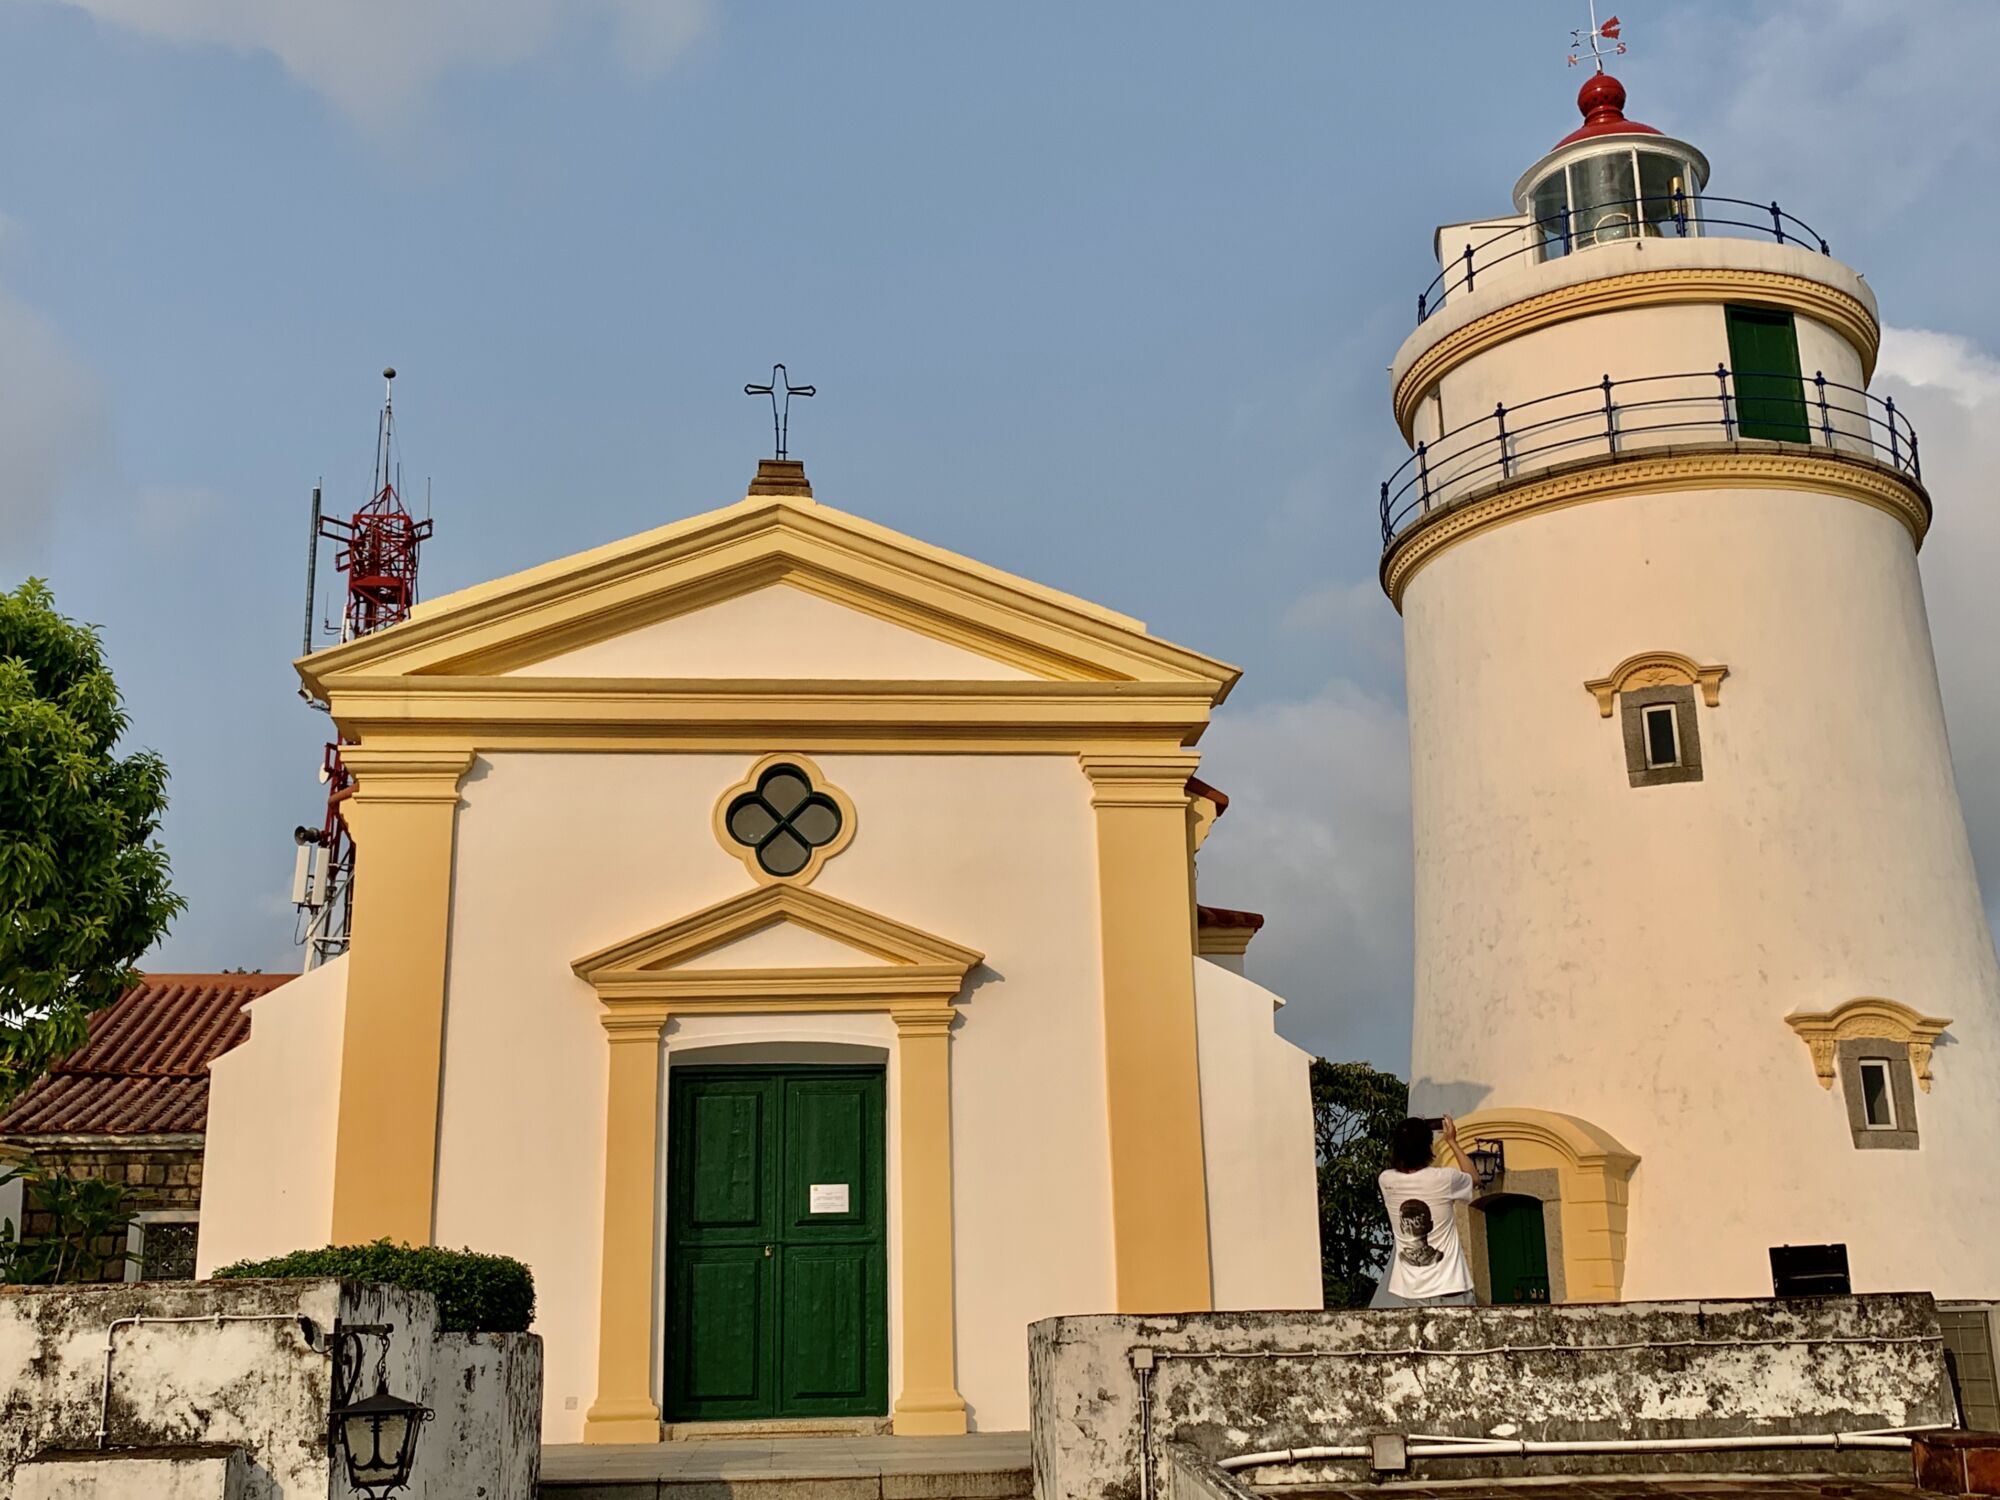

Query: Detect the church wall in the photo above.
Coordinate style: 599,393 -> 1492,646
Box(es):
1401,482 -> 2000,1303
431,750 -> 1114,1441
196,956 -> 345,1275
1192,961 -> 1321,1311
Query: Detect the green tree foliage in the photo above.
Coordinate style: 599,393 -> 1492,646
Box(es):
0,1156 -> 138,1284
0,579 -> 183,1104
215,1241 -> 537,1333
1311,1057 -> 1409,1307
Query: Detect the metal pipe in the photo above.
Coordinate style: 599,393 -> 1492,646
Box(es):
1133,1350 -> 1156,1500
1219,1430 -> 1933,1473
1146,1331 -> 1944,1361
101,1314 -> 317,1449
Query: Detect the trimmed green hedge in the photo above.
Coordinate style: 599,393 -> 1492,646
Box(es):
214,1240 -> 535,1334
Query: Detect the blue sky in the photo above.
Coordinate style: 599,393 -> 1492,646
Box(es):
5,0 -> 2000,1073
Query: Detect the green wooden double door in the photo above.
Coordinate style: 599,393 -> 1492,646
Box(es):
665,1066 -> 888,1422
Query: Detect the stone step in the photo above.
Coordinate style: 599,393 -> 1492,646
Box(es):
539,1432 -> 1034,1500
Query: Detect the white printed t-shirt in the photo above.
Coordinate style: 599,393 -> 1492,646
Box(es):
1377,1165 -> 1476,1299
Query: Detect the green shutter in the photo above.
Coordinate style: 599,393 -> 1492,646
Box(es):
1724,305 -> 1811,443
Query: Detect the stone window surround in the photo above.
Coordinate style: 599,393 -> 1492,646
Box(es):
1620,684 -> 1704,787
1456,1166 -> 1569,1306
1785,996 -> 1951,1094
1432,1108 -> 1638,1304
1838,1040 -> 1919,1151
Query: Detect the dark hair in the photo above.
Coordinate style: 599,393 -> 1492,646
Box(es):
1399,1200 -> 1434,1232
1389,1117 -> 1436,1173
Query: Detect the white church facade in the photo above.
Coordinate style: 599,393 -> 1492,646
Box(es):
1392,74 -> 2000,1308
196,460 -> 1322,1444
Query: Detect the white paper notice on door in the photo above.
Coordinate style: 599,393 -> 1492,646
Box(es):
808,1183 -> 850,1215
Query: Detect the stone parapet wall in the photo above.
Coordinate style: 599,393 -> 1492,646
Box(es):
1028,1297 -> 1954,1500
0,1277 -> 541,1499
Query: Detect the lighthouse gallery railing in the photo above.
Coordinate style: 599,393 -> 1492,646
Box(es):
1417,192 -> 1832,324
1379,367 -> 1921,548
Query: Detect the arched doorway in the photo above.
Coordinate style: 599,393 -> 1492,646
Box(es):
1482,1195 -> 1551,1305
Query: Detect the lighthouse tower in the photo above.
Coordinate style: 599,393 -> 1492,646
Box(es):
1385,70 -> 2000,1307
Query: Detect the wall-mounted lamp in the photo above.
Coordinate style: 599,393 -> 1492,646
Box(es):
328,1321 -> 433,1500
1468,1138 -> 1506,1189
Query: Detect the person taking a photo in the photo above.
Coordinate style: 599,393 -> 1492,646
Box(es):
1370,1114 -> 1480,1308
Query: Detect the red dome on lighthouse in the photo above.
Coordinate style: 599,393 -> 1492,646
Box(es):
1554,72 -> 1663,148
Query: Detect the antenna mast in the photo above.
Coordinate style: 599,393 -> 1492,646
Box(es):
291,368 -> 436,969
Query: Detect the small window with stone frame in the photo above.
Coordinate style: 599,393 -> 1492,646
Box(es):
1620,684 -> 1704,788
1837,1041 -> 1919,1151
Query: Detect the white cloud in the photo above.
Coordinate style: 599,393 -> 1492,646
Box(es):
1195,676 -> 1414,1071
1878,327 -> 2000,411
0,286 -> 107,568
41,0 -> 713,121
1875,327 -> 2000,941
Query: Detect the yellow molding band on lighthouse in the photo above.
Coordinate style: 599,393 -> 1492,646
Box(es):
1392,266 -> 1880,438
1381,447 -> 1931,608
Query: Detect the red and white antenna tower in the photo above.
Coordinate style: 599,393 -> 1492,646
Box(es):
291,367 -> 435,969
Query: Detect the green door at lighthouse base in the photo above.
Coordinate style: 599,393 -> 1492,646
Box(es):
1483,1194 -> 1552,1306
664,1066 -> 888,1423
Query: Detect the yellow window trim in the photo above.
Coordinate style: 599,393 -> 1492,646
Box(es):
711,753 -> 859,887
1585,651 -> 1729,717
1785,997 -> 1951,1094
1445,1107 -> 1641,1305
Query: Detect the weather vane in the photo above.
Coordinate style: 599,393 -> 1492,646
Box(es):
744,364 -> 815,461
1568,1 -> 1626,71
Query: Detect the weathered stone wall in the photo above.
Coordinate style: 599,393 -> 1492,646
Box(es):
1029,1297 -> 1955,1500
0,1278 -> 541,1499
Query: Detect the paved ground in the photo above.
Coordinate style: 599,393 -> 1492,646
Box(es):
540,1432 -> 1033,1498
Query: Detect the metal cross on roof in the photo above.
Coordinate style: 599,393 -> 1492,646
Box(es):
744,364 -> 816,460
1567,0 -> 1626,71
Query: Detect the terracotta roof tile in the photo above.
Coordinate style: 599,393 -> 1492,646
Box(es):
0,972 -> 292,1138
1196,903 -> 1265,931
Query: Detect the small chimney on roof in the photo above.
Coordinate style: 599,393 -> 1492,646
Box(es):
748,458 -> 813,498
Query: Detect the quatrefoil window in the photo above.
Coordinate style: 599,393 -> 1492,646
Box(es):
715,755 -> 856,884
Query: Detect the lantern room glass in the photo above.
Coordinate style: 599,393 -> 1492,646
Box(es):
1529,144 -> 1702,259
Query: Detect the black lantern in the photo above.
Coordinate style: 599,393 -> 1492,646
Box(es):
1468,1138 -> 1506,1188
336,1379 -> 433,1499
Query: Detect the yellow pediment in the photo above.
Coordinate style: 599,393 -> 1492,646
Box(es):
571,884 -> 983,1010
299,491 -> 1237,695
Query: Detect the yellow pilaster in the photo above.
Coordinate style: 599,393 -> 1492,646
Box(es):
329,746 -> 474,1247
890,1005 -> 968,1436
583,1010 -> 667,1444
1079,752 -> 1213,1313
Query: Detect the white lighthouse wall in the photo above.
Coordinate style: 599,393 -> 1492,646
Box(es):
1401,483 -> 2000,1303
